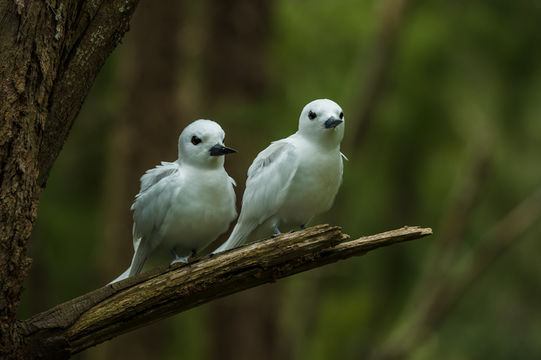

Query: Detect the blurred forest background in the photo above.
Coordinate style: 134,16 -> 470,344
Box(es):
18,0 -> 541,359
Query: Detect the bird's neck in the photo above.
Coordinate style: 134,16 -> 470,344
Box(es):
178,157 -> 225,170
296,131 -> 342,152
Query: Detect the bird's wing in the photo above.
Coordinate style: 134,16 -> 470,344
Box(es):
240,140 -> 298,226
213,140 -> 298,253
138,161 -> 179,193
110,162 -> 181,282
131,161 -> 181,251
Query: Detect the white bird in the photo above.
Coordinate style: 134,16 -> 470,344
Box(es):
214,99 -> 346,253
111,119 -> 238,283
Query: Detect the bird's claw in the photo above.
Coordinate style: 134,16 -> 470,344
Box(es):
169,248 -> 195,266
170,256 -> 189,266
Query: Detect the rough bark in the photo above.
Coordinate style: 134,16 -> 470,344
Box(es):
0,1 -> 138,358
19,224 -> 432,359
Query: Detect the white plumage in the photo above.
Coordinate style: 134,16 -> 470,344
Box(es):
214,99 -> 346,253
111,119 -> 237,283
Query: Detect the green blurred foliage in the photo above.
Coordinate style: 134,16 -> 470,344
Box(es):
21,0 -> 541,359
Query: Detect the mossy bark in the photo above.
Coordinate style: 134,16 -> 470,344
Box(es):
19,225 -> 431,359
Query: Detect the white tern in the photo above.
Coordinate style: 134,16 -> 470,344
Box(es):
111,119 -> 237,283
214,99 -> 346,253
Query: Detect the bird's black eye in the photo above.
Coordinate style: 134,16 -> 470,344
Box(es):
191,136 -> 202,145
339,112 -> 344,119
308,111 -> 317,120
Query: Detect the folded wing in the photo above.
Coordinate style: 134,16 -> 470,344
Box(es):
214,140 -> 298,252
131,162 -> 180,259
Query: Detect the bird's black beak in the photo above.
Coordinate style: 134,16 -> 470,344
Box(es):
209,144 -> 237,156
324,117 -> 343,129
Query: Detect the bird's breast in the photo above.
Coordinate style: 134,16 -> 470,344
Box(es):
161,170 -> 236,252
279,148 -> 342,223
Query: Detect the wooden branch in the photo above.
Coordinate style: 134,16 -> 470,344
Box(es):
37,0 -> 140,186
20,224 -> 431,359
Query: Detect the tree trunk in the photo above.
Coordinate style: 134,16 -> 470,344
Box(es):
0,1 -> 138,358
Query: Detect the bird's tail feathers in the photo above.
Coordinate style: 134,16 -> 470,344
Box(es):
109,268 -> 131,284
128,243 -> 148,277
108,243 -> 148,284
213,222 -> 254,254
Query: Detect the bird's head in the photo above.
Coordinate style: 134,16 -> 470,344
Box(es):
178,119 -> 236,168
298,99 -> 345,146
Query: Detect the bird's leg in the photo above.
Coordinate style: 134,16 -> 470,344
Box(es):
272,223 -> 282,237
170,248 -> 190,266
170,248 -> 181,261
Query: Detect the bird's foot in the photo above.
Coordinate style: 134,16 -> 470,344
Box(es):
169,248 -> 194,266
170,255 -> 190,266
272,224 -> 282,237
